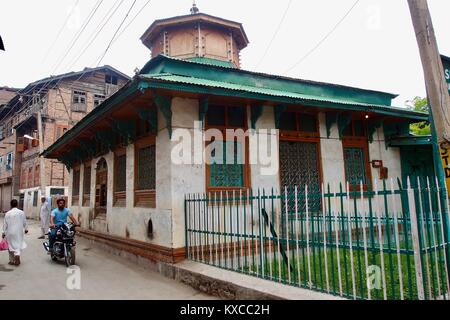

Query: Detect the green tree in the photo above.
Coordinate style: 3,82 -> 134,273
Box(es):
407,96 -> 430,135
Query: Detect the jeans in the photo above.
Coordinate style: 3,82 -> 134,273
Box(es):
49,227 -> 59,249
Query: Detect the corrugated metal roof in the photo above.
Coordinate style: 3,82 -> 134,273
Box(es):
140,73 -> 427,118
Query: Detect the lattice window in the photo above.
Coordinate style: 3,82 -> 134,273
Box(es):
279,141 -> 322,215
137,146 -> 156,190
72,169 -> 80,197
205,105 -> 249,191
114,154 -> 126,192
83,165 -> 91,207
209,141 -> 244,188
344,147 -> 368,186
84,166 -> 91,195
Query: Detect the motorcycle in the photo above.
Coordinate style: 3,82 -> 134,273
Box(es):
43,222 -> 77,267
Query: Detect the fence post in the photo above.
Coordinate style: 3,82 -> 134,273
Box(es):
407,177 -> 425,300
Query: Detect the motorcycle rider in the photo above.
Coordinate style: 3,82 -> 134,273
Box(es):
48,198 -> 79,252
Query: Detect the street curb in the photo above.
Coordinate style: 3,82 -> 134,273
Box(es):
80,234 -> 343,300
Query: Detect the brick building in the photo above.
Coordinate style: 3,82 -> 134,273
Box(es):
0,86 -> 20,211
0,66 -> 129,216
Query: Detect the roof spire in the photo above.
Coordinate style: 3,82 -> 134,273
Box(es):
190,0 -> 199,14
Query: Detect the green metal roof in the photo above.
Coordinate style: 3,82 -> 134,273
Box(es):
42,54 -> 429,159
185,57 -> 237,68
141,55 -> 399,106
139,72 -> 428,120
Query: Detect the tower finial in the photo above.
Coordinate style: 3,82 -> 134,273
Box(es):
190,0 -> 199,14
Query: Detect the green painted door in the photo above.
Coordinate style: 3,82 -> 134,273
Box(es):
400,145 -> 435,186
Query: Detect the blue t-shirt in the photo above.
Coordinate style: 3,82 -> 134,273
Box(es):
51,208 -> 70,226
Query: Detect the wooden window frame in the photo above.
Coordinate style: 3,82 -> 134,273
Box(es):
134,135 -> 156,208
279,109 -> 324,192
83,163 -> 92,207
54,124 -> 69,141
72,90 -> 87,105
205,105 -> 251,194
113,147 -> 127,207
72,166 -> 80,206
279,109 -> 320,140
342,118 -> 372,192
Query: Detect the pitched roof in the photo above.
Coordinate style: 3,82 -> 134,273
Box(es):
1,65 -> 131,118
42,54 -> 429,159
140,12 -> 249,50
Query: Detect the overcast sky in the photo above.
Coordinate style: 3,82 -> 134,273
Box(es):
1,0 -> 449,106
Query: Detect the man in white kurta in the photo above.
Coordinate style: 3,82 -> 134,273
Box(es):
39,196 -> 51,239
2,199 -> 28,266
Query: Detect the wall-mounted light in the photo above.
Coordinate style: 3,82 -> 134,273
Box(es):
365,114 -> 370,119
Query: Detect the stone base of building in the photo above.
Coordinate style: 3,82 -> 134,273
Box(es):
78,230 -> 341,300
78,228 -> 186,264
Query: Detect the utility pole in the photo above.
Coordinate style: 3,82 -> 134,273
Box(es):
408,0 -> 450,183
408,0 -> 450,300
37,103 -> 46,197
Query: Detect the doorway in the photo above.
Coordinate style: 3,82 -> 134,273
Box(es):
95,158 -> 108,218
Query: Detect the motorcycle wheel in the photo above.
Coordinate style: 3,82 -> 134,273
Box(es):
65,247 -> 76,267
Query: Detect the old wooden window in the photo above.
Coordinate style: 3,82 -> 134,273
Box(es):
134,136 -> 156,208
94,94 -> 105,108
72,90 -> 86,104
342,118 -> 372,191
105,74 -> 118,85
205,105 -> 249,192
279,111 -> 319,138
6,152 -> 13,170
72,167 -> 80,205
83,164 -> 91,207
54,124 -> 69,141
279,110 -> 322,215
114,148 -> 127,207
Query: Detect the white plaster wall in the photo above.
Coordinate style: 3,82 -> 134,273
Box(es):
249,105 -> 280,191
22,187 -> 41,219
170,97 -> 206,248
65,99 -> 408,251
319,112 -> 346,185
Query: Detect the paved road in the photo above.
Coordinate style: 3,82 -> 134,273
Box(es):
0,218 -> 213,300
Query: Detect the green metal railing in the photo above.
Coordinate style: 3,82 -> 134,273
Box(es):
185,177 -> 450,300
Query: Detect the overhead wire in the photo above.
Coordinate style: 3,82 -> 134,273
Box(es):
283,0 -> 360,74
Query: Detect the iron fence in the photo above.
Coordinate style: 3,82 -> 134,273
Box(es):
185,177 -> 450,300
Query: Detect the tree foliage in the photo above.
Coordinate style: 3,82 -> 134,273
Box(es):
407,97 -> 430,135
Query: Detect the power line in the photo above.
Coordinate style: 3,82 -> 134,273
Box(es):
42,0 -> 81,64
284,0 -> 360,74
2,1 -> 149,130
95,0 -> 138,67
254,0 -> 293,69
65,0 -> 125,71
1,0 -> 107,123
51,0 -> 105,74
114,0 -> 152,41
